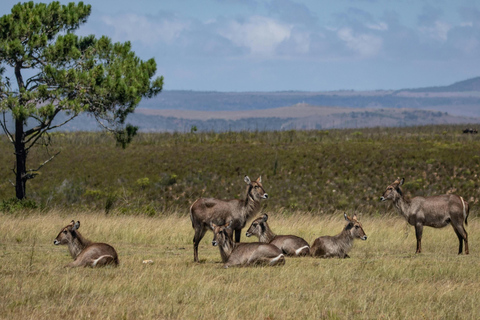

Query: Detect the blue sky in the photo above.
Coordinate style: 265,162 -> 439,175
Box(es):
2,0 -> 480,91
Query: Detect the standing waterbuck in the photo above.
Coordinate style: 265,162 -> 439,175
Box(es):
246,214 -> 310,256
310,213 -> 367,258
211,221 -> 285,268
54,220 -> 119,267
190,175 -> 268,262
380,178 -> 469,254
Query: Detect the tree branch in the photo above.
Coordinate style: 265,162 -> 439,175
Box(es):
23,151 -> 61,180
25,74 -> 45,90
0,112 -> 15,144
94,113 -> 117,133
25,112 -> 79,152
24,107 -> 62,138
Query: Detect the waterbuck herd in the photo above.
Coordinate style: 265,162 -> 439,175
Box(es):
53,175 -> 469,268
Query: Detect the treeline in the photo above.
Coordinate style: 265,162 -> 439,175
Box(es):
0,125 -> 479,215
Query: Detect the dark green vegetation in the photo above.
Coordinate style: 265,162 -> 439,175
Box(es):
0,2 -> 163,200
1,124 -> 479,216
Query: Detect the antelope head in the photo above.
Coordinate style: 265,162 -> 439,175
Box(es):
54,220 -> 80,245
344,213 -> 367,240
211,221 -> 234,248
245,176 -> 268,200
245,214 -> 268,237
380,178 -> 404,202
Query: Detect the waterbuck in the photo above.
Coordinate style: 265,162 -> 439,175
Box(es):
211,221 -> 285,268
246,214 -> 310,256
190,175 -> 268,262
54,220 -> 119,267
310,213 -> 367,258
380,178 -> 469,254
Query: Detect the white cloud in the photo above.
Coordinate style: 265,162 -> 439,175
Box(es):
218,16 -> 293,56
366,22 -> 388,31
337,27 -> 382,58
102,13 -> 190,46
419,20 -> 451,42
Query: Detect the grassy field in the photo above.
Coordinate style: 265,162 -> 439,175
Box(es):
1,125 -> 480,215
1,211 -> 479,320
1,125 -> 480,319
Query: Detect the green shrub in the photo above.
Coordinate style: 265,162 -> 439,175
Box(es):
136,178 -> 151,189
0,198 -> 38,212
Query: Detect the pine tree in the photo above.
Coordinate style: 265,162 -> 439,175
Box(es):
0,2 -> 163,200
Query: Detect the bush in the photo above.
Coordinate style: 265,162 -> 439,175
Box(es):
0,198 -> 38,212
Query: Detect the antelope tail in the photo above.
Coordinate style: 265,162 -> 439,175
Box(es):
92,255 -> 116,267
460,196 -> 468,226
295,245 -> 310,256
189,200 -> 197,227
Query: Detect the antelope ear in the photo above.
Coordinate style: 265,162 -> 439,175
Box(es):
210,222 -> 216,229
225,220 -> 233,229
73,221 -> 80,230
344,213 -> 351,221
399,178 -> 405,186
244,176 -> 251,184
262,214 -> 268,222
352,214 -> 358,222
256,176 -> 262,183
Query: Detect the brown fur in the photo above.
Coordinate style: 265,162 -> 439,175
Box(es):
190,176 -> 268,262
381,177 -> 469,254
310,214 -> 367,258
54,220 -> 119,267
211,221 -> 285,268
246,214 -> 310,256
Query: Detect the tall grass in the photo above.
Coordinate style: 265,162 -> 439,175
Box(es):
1,125 -> 479,215
1,211 -> 479,319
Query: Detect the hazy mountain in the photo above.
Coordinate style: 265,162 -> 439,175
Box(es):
397,76 -> 480,93
2,77 -> 480,133
139,77 -> 480,119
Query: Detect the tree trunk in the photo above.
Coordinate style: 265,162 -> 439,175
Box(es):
15,118 -> 27,199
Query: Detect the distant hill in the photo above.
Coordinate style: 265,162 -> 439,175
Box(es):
139,77 -> 480,118
35,104 -> 478,133
3,77 -> 480,133
398,76 -> 480,93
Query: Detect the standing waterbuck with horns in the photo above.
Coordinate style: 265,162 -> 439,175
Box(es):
310,213 -> 367,258
380,178 -> 469,254
211,221 -> 285,268
246,214 -> 310,256
190,176 -> 268,262
54,220 -> 119,267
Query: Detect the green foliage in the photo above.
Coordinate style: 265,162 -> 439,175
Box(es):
0,198 -> 37,212
115,124 -> 138,149
136,178 -> 151,189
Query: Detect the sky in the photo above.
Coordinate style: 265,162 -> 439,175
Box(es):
1,0 -> 480,92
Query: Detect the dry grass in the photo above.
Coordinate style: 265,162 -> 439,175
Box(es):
1,211 -> 479,320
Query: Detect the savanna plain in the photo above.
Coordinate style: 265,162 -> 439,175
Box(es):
1,125 -> 480,319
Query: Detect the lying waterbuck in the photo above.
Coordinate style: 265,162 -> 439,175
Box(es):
380,178 -> 469,254
310,213 -> 367,258
54,220 -> 119,267
190,175 -> 268,262
211,221 -> 285,268
246,214 -> 310,256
